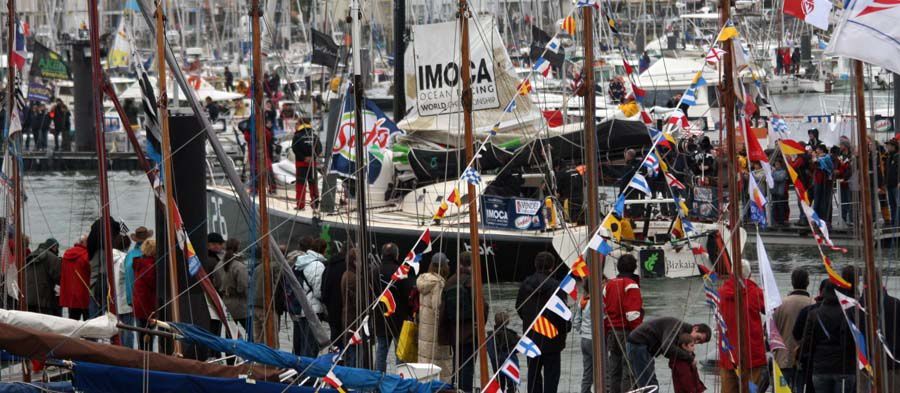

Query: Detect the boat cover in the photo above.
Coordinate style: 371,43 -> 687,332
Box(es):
172,323 -> 451,393
504,119 -> 652,169
71,362 -> 329,393
0,322 -> 283,382
0,309 -> 118,339
407,142 -> 515,183
0,382 -> 74,393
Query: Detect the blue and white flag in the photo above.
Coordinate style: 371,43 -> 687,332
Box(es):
575,0 -> 599,8
682,88 -> 697,106
516,336 -> 542,358
642,152 -> 660,176
534,57 -> 551,77
628,173 -> 652,196
546,37 -> 561,53
461,167 -> 482,185
330,88 -> 405,182
546,295 -> 572,321
504,99 -> 517,113
613,194 -> 626,217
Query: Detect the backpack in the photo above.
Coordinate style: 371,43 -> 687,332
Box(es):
441,283 -> 473,326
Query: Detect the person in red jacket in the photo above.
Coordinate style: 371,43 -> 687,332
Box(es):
718,259 -> 766,393
132,239 -> 158,351
59,236 -> 91,321
603,253 -> 643,393
670,333 -> 706,393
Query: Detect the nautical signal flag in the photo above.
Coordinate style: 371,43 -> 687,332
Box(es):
462,167 -> 482,185
601,213 -> 623,241
682,88 -> 698,107
433,200 -> 450,221
517,79 -> 533,96
349,316 -> 370,345
779,139 -> 806,156
500,359 -> 521,384
571,256 -> 590,278
504,99 -> 517,113
717,23 -> 739,42
666,172 -> 686,190
547,295 -> 572,321
11,20 -> 28,70
561,15 -> 576,36
403,228 -> 433,274
323,371 -> 347,393
672,217 -> 686,239
748,174 -> 768,227
447,188 -> 463,207
482,377 -> 503,393
379,290 -> 396,316
534,57 -> 552,77
391,264 -> 411,281
546,37 -> 561,53
705,48 -> 726,64
560,274 -> 578,300
691,72 -> 707,87
576,0 -> 599,8
613,194 -> 626,217
516,336 -> 542,358
627,173 -> 652,196
534,315 -> 559,338
588,229 -> 614,255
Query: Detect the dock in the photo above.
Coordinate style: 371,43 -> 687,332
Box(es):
17,151 -> 141,172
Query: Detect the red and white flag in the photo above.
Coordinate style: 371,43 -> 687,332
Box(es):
481,377 -> 503,393
784,0 -> 832,30
705,48 -> 726,64
500,359 -> 521,384
323,371 -> 347,393
827,0 -> 900,74
349,316 -> 370,345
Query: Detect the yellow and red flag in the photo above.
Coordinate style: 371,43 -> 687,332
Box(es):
534,315 -> 559,338
517,79 -> 533,96
561,15 -> 576,36
447,188 -> 463,207
571,256 -> 590,278
379,290 -> 396,316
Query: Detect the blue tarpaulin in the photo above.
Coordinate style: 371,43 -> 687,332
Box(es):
72,362 -> 329,393
172,323 -> 450,393
0,382 -> 74,393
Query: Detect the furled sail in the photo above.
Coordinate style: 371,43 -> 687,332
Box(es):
0,309 -> 117,339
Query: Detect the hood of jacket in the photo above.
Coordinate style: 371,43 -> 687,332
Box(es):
62,244 -> 89,263
417,272 -> 445,297
294,250 -> 325,270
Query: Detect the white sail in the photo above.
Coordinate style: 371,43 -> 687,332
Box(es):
0,309 -> 119,339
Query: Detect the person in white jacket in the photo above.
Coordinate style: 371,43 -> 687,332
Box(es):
289,237 -> 326,357
112,236 -> 134,348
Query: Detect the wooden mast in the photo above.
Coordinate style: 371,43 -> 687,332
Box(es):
853,59 -> 885,393
582,5 -> 607,393
458,0 -> 490,386
251,0 -> 277,348
87,0 -> 120,346
719,0 -> 749,390
154,0 -> 182,355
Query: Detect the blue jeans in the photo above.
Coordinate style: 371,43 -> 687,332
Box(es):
839,186 -> 852,224
626,342 -> 658,388
454,340 -> 475,393
119,313 -> 135,349
889,186 -> 899,226
812,373 -> 855,393
375,335 -> 394,373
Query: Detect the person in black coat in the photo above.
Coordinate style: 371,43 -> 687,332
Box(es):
373,243 -> 413,373
799,281 -> 859,393
291,121 -> 322,210
439,251 -> 488,393
516,252 -> 571,393
321,241 -> 347,342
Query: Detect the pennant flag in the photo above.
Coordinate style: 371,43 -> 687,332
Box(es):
834,290 -> 873,373
835,290 -> 862,311
682,88 -> 698,106
823,255 -> 852,289
504,99 -> 517,113
462,167 -> 482,185
330,89 -> 405,181
323,371 -> 347,393
779,139 -> 806,156
516,336 -> 543,358
748,174 -> 768,227
756,233 -> 782,315
601,213 -> 624,241
643,152 -> 661,176
666,172 -> 686,190
379,290 -> 397,316
11,19 -> 27,70
785,0 -> 832,30
571,256 -> 590,278
705,48 -> 726,64
546,296 -> 573,321
403,228 -> 433,274
517,79 -> 533,95
773,361 -> 793,393
717,24 -> 740,41
482,377 -> 503,393
546,37 -> 561,53
534,315 -> 559,338
561,16 -> 576,36
743,118 -> 774,188
640,110 -> 654,126
534,57 -> 552,77
623,60 -> 634,76
500,359 -> 521,384
433,200 -> 450,221
560,274 -> 578,300
391,264 -> 411,281
447,188 -> 463,207
627,173 -> 652,196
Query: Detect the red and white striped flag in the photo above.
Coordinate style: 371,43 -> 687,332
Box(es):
500,359 -> 521,384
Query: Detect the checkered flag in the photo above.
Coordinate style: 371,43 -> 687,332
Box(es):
461,167 -> 482,185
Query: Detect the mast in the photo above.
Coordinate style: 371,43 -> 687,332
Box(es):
350,0 -> 372,368
6,0 -> 25,315
251,0 -> 277,348
392,0 -> 406,120
88,0 -> 120,345
458,0 -> 490,386
853,59 -> 885,393
582,6 -> 607,393
719,1 -> 749,391
154,0 -> 182,355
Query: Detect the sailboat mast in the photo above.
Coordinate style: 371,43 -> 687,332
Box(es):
582,6 -> 607,393
6,0 -> 24,316
853,59 -> 886,392
87,0 -> 120,345
719,0 -> 749,390
154,1 -> 183,355
392,0 -> 406,120
251,0 -> 277,348
457,0 -> 490,385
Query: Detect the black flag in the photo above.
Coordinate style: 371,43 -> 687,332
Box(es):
30,41 -> 72,80
311,29 -> 339,67
530,26 -> 564,68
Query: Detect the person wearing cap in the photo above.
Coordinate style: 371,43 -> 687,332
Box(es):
291,120 -> 321,210
417,253 -> 452,380
24,238 -> 61,316
205,233 -> 227,343
124,227 -> 153,312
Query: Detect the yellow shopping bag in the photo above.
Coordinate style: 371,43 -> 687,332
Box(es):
395,320 -> 418,363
